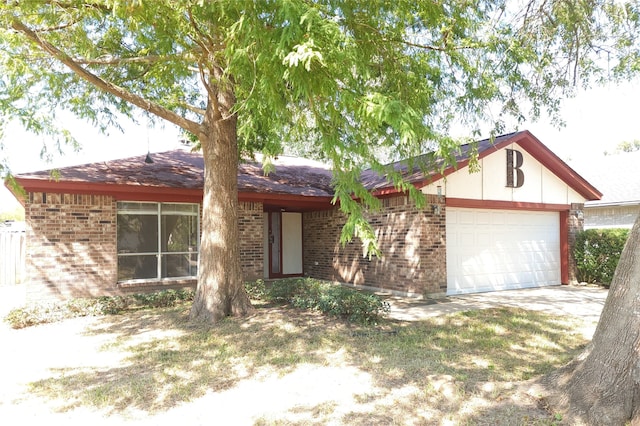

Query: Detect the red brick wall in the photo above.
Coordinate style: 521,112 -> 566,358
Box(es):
238,202 -> 264,280
25,192 -> 118,302
303,194 -> 447,296
24,193 -> 266,302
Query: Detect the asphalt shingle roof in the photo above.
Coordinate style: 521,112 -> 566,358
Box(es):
12,131 -> 601,202
577,151 -> 640,206
360,132 -> 518,191
16,149 -> 335,198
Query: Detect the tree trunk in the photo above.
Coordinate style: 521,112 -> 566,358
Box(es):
551,214 -> 640,424
189,84 -> 254,323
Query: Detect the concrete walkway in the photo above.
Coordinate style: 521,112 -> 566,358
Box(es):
387,285 -> 608,337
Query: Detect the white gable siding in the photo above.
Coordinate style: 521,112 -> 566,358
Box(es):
424,142 -> 587,205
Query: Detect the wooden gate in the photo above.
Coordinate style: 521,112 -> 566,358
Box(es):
0,228 -> 25,286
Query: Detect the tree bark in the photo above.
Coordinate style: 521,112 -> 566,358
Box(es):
189,80 -> 254,323
550,214 -> 640,424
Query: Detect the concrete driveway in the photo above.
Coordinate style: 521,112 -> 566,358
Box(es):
387,284 -> 608,338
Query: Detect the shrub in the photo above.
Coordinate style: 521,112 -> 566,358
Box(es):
266,277 -> 313,302
64,298 -> 102,316
4,289 -> 195,329
317,286 -> 390,325
574,228 -> 630,287
261,277 -> 390,324
131,288 -> 193,308
96,295 -> 130,315
244,279 -> 267,300
4,301 -> 87,329
5,306 -> 48,329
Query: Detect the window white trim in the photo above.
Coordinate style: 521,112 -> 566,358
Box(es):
117,201 -> 200,282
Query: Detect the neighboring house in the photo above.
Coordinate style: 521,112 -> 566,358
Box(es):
578,151 -> 640,229
7,130 -> 601,302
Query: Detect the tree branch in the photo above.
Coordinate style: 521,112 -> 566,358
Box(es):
11,18 -> 203,137
351,20 -> 479,52
397,38 -> 479,52
74,53 -> 197,66
32,20 -> 79,33
181,102 -> 206,116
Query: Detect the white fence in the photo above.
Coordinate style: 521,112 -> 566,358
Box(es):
0,229 -> 26,286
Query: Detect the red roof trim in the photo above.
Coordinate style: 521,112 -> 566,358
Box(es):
239,192 -> 334,210
14,178 -> 203,203
446,197 -> 570,212
14,178 -> 335,210
510,131 -> 601,200
371,172 -> 446,197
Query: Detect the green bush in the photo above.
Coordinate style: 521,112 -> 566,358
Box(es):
4,289 -> 195,329
96,295 -> 130,315
5,305 -> 58,329
318,286 -> 390,324
266,277 -> 312,302
5,281 -> 389,328
132,288 -> 193,308
259,277 -> 390,324
244,279 -> 267,300
574,228 -> 630,287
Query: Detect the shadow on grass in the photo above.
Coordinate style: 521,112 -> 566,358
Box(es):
26,304 -> 587,423
27,303 -> 351,415
351,307 -> 586,384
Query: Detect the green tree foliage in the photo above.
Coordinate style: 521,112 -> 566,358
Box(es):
1,1 -> 639,321
574,228 -> 630,287
605,139 -> 640,155
0,205 -> 25,222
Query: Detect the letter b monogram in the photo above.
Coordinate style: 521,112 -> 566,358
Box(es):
506,149 -> 524,188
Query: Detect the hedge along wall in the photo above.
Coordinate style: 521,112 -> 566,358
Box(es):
573,228 -> 630,287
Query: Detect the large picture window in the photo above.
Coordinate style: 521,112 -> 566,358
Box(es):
117,202 -> 199,282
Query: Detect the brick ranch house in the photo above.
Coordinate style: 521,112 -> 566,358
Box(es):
7,130 -> 601,303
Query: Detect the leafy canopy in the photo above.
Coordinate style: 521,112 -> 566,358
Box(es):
1,1 -> 639,253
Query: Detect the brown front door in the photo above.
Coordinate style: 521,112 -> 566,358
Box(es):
268,212 -> 282,277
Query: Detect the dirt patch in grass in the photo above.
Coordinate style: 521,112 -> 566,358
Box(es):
0,302 -> 587,424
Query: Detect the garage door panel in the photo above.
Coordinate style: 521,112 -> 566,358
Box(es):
476,231 -> 493,247
458,211 -> 476,224
446,208 -> 560,295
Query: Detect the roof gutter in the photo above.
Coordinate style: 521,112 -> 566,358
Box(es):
585,200 -> 640,208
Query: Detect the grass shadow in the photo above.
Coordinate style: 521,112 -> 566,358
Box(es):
25,304 -> 587,423
27,303 -> 351,415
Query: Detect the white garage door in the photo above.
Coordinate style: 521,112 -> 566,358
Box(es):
446,208 -> 560,295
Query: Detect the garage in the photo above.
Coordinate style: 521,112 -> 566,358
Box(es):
446,207 -> 560,295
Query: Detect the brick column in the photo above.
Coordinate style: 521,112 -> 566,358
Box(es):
238,202 -> 264,281
568,203 -> 585,284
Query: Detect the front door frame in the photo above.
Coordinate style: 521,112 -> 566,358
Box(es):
265,210 -> 304,279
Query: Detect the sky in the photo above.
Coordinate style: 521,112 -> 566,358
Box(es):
1,79 -> 638,213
